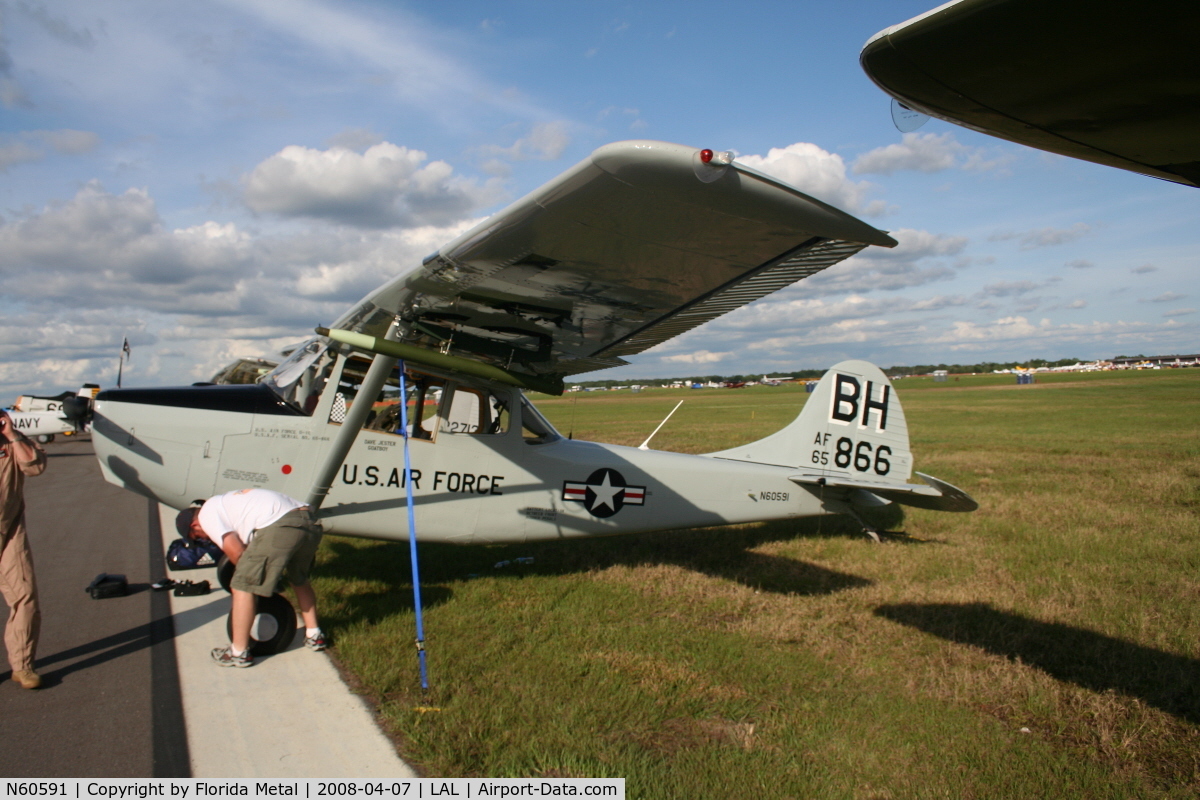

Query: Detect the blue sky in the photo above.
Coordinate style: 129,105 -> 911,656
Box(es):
1,0 -> 1196,399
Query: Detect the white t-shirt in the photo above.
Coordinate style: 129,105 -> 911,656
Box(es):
197,488 -> 306,553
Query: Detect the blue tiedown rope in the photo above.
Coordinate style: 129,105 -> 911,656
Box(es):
397,361 -> 429,690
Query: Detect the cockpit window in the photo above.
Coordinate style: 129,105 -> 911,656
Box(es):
398,376 -> 443,440
442,386 -> 509,435
261,338 -> 336,415
330,358 -> 443,440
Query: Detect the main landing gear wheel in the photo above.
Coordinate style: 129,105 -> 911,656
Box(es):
227,593 -> 298,657
35,434 -> 54,444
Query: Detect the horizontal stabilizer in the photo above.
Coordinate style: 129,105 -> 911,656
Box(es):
789,470 -> 978,513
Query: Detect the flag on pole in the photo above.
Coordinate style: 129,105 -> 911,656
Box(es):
118,337 -> 131,387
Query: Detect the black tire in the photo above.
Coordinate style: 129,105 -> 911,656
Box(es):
226,593 -> 297,656
36,434 -> 54,444
216,555 -> 235,593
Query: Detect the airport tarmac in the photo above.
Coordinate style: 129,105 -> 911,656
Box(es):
0,438 -> 416,779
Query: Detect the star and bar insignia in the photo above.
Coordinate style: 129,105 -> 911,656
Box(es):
562,468 -> 646,518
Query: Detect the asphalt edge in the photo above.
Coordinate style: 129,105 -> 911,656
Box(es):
147,497 -> 191,777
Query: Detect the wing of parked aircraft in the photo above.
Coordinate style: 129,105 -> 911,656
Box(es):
327,140 -> 896,394
860,0 -> 1200,188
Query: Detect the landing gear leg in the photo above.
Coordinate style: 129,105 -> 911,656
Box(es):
843,507 -> 882,543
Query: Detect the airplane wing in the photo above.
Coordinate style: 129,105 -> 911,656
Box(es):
860,0 -> 1200,188
330,140 -> 895,393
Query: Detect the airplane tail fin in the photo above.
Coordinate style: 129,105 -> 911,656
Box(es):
707,360 -> 976,512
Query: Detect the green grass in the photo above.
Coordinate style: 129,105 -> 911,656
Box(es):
312,369 -> 1200,798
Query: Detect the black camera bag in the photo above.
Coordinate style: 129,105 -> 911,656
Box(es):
86,573 -> 128,599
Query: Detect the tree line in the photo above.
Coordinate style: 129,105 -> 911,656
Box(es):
569,358 -> 1085,390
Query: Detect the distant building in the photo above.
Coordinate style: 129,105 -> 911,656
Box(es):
1110,354 -> 1199,367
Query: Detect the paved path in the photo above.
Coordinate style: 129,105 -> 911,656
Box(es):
156,503 -> 415,778
0,438 -> 416,779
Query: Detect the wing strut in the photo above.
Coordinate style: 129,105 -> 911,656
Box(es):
305,321 -> 402,510
397,361 -> 430,691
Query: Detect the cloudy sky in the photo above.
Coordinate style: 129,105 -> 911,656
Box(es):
2,0 -> 1196,400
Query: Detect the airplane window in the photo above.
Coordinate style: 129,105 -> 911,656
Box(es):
401,378 -> 442,440
441,387 -> 509,435
520,394 -> 560,444
335,363 -> 441,441
262,338 -> 336,415
329,356 -> 374,425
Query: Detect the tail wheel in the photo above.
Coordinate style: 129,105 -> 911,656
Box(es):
226,593 -> 297,656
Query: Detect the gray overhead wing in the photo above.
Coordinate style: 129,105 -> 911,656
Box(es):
332,140 -> 896,383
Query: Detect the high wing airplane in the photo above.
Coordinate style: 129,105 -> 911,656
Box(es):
6,385 -> 98,443
91,141 -> 975,554
860,0 -> 1200,188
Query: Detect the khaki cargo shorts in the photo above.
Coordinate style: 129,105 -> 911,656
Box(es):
230,508 -> 323,597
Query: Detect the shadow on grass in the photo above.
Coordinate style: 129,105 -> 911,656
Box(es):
875,602 -> 1200,725
519,516 -> 883,596
316,538 -> 456,626
315,507 -> 922,613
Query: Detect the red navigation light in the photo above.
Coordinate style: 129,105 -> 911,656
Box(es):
699,149 -> 714,163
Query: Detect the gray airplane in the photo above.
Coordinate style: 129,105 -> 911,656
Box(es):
91,141 -> 975,556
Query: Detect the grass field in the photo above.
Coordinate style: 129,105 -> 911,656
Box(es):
313,368 -> 1199,798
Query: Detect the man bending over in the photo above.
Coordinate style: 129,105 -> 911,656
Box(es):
177,488 -> 327,667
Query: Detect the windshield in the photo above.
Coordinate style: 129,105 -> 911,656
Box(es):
261,337 -> 336,414
520,394 -> 561,443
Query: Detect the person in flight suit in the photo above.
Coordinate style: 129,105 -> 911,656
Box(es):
0,410 -> 47,689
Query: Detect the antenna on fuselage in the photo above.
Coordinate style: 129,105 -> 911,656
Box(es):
638,400 -> 684,451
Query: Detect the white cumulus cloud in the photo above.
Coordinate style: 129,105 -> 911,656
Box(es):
661,350 -> 729,364
243,142 -> 503,228
851,132 -> 1008,176
852,132 -> 961,175
737,142 -> 872,213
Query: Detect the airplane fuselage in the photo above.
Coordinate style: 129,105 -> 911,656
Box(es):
91,360 -> 830,545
